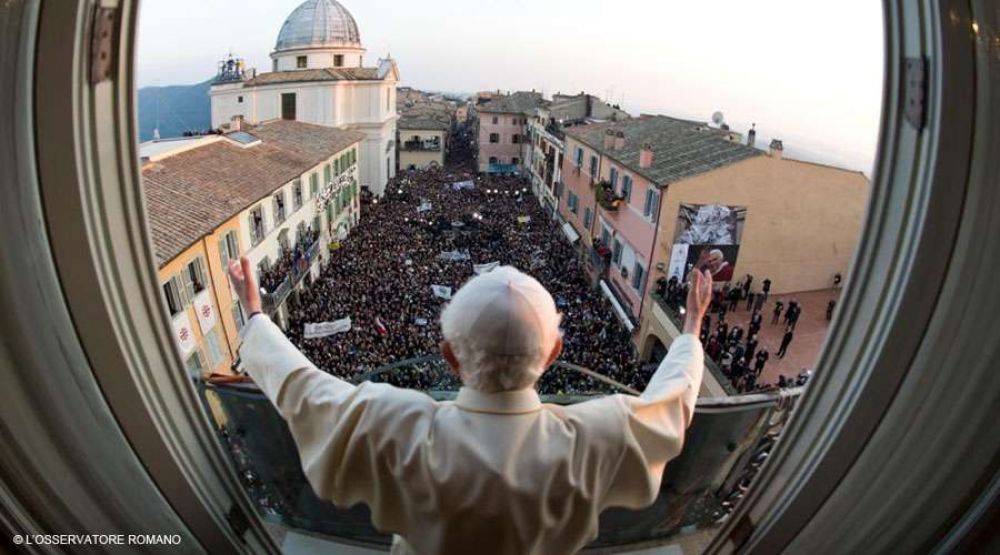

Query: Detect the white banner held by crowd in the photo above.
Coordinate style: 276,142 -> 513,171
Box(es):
437,249 -> 471,262
417,199 -> 433,213
303,317 -> 352,339
431,285 -> 453,300
473,261 -> 500,275
529,250 -> 547,270
451,180 -> 476,191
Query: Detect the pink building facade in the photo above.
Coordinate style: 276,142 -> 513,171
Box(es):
561,117 -> 760,327
559,132 -> 662,324
477,110 -> 528,173
559,136 -> 600,246
594,157 -> 661,319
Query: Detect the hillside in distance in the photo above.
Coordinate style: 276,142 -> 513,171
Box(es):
137,79 -> 213,141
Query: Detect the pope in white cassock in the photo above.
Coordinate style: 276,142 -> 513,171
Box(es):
228,257 -> 712,555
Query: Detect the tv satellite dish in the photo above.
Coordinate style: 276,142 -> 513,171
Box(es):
711,111 -> 725,126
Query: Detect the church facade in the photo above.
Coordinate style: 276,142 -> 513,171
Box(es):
210,0 -> 398,195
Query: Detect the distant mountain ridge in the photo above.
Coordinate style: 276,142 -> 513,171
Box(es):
137,78 -> 213,142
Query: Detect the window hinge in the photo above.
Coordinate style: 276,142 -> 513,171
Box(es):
89,5 -> 118,85
226,504 -> 250,541
904,57 -> 928,131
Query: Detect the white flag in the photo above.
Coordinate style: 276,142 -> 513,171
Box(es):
431,285 -> 453,299
437,250 -> 470,262
303,317 -> 352,339
473,261 -> 500,275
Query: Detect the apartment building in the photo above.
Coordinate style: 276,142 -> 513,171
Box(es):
525,93 -> 630,218
559,116 -> 869,347
142,120 -> 365,375
475,91 -> 547,174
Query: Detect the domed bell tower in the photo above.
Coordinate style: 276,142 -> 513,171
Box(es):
271,0 -> 366,71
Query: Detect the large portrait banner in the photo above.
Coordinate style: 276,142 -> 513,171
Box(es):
667,203 -> 746,285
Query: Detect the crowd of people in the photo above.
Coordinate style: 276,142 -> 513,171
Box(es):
259,228 -> 320,294
656,274 -> 810,393
280,150 -> 644,395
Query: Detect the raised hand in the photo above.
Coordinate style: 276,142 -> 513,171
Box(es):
683,269 -> 713,335
228,256 -> 263,316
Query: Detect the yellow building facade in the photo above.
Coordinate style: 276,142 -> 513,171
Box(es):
157,234 -> 238,378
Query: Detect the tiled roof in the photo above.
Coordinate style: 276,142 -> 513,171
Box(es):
477,91 -> 548,115
243,67 -> 381,87
564,115 -> 761,186
398,117 -> 450,130
142,120 -> 364,266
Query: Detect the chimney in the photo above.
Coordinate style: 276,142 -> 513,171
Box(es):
639,143 -> 654,169
613,130 -> 625,150
769,139 -> 784,159
603,129 -> 615,149
747,123 -> 757,148
231,115 -> 243,132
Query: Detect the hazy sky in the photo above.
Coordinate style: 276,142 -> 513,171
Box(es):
137,0 -> 884,173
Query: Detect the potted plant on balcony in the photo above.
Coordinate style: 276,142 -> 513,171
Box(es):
595,180 -> 624,211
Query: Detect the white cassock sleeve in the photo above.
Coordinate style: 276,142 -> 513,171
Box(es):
236,314 -> 432,533
599,334 -> 704,509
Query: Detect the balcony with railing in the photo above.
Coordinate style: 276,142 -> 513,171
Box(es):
200,360 -> 802,551
595,180 -> 625,211
650,292 -> 739,396
260,231 -> 321,314
545,120 -> 566,141
401,138 -> 442,152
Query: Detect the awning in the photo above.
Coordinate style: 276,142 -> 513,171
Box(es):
561,222 -> 580,243
599,280 -> 635,332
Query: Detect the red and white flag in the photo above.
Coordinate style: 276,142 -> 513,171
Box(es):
374,316 -> 388,337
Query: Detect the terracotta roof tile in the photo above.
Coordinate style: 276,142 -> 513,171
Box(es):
142,120 -> 363,266
564,115 -> 761,185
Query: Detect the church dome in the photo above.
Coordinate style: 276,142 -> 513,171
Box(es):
274,0 -> 362,52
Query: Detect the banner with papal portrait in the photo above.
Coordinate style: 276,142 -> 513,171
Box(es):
667,203 -> 747,284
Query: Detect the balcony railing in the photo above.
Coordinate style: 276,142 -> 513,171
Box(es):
199,361 -> 802,550
595,180 -> 624,211
487,163 -> 520,174
401,140 -> 441,152
650,293 -> 738,396
261,234 -> 321,314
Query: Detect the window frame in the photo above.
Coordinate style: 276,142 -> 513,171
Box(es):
643,188 -> 659,220
292,179 -> 302,210
249,204 -> 265,246
272,190 -> 286,223
621,174 -> 632,204
7,3 -> 995,555
611,238 -> 622,265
